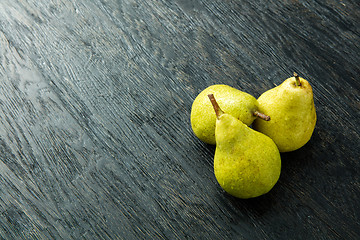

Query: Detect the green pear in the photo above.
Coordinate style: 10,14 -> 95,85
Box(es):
253,73 -> 317,152
191,85 -> 269,145
208,94 -> 281,199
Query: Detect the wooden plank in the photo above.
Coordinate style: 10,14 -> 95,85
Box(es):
0,0 -> 359,239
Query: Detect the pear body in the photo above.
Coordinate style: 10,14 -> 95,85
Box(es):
253,76 -> 317,152
214,113 -> 281,199
191,85 -> 258,145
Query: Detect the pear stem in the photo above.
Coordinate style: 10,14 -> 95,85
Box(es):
253,111 -> 271,121
208,94 -> 223,119
294,72 -> 301,86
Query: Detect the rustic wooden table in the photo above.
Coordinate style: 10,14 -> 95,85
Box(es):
0,0 -> 359,239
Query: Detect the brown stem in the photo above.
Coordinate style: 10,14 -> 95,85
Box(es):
208,94 -> 224,119
294,72 -> 301,86
253,111 -> 271,121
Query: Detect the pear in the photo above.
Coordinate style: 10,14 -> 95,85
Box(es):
253,73 -> 317,152
208,94 -> 281,199
191,85 -> 269,145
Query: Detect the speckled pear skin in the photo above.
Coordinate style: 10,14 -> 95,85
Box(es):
253,76 -> 317,152
190,85 -> 258,145
214,113 -> 281,199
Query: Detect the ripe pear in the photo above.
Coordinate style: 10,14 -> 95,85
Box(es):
191,85 -> 269,145
253,73 -> 317,152
208,94 -> 281,199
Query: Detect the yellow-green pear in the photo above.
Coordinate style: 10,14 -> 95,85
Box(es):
253,73 -> 317,152
208,94 -> 281,199
191,85 -> 269,145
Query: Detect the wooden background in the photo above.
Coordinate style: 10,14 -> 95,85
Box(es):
0,0 -> 359,239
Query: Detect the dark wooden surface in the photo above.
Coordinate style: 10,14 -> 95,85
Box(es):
0,0 -> 359,239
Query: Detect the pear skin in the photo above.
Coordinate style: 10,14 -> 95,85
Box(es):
191,85 -> 268,145
209,94 -> 281,199
253,74 -> 317,152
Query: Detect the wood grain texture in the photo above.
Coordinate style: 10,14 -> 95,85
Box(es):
0,0 -> 359,239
